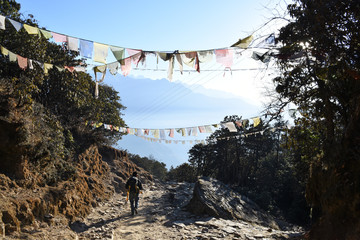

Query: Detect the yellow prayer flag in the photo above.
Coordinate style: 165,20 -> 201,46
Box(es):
93,42 -> 109,64
44,63 -> 53,75
154,129 -> 160,139
181,128 -> 186,137
252,117 -> 261,127
231,35 -> 253,49
1,46 -> 9,56
23,24 -> 39,35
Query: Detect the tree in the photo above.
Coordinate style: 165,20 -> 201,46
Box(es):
166,163 -> 196,183
128,153 -> 167,181
0,0 -> 126,182
272,0 -> 360,238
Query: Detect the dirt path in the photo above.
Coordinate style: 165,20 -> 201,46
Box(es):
7,182 -> 303,239
68,182 -> 303,240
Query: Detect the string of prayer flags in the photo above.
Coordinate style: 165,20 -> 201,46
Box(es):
86,115 -> 266,145
0,44 -> 85,75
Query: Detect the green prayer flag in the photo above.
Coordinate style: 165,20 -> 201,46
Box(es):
110,46 -> 125,61
40,29 -> 53,39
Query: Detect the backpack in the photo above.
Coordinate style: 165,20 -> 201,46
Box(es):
127,177 -> 139,193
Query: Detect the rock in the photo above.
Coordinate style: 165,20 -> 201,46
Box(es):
186,177 -> 279,230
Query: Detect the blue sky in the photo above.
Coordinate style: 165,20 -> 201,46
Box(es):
15,0 -> 290,168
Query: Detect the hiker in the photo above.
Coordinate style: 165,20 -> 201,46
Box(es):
125,171 -> 143,215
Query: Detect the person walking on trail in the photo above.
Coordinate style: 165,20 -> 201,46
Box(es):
125,171 -> 143,215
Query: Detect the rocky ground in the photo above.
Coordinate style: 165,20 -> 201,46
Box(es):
5,181 -> 304,240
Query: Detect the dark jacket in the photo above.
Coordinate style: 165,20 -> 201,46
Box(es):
125,176 -> 143,193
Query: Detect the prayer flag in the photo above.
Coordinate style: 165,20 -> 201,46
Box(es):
23,24 -> 39,35
55,66 -> 64,72
127,48 -> 141,58
0,15 -> 5,30
120,57 -> 132,76
205,125 -> 213,133
223,122 -> 237,132
168,54 -> 174,81
181,128 -> 186,137
52,32 -> 67,42
93,42 -> 109,64
80,39 -> 93,58
157,52 -> 172,61
8,19 -> 22,31
241,119 -> 249,128
235,121 -> 242,128
181,52 -> 200,72
198,126 -> 205,133
74,66 -> 86,72
153,129 -> 160,139
181,52 -> 196,67
252,117 -> 261,127
252,51 -> 271,63
110,46 -> 125,60
160,129 -> 166,140
28,59 -> 33,69
8,51 -> 17,62
255,34 -> 275,48
108,62 -> 119,75
44,63 -> 53,75
40,29 -> 52,39
169,129 -> 174,138
131,51 -> 143,66
1,46 -> 9,56
198,50 -> 213,63
187,128 -> 192,136
175,54 -> 183,74
34,60 -> 43,69
67,36 -> 79,51
192,127 -> 198,136
17,55 -> 27,70
215,49 -> 233,68
231,35 -> 253,48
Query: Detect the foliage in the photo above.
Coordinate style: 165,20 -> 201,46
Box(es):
166,163 -> 197,183
0,0 -> 126,184
128,153 -> 168,181
272,0 -> 360,238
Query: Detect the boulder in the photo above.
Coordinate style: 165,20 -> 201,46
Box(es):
186,177 -> 279,229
